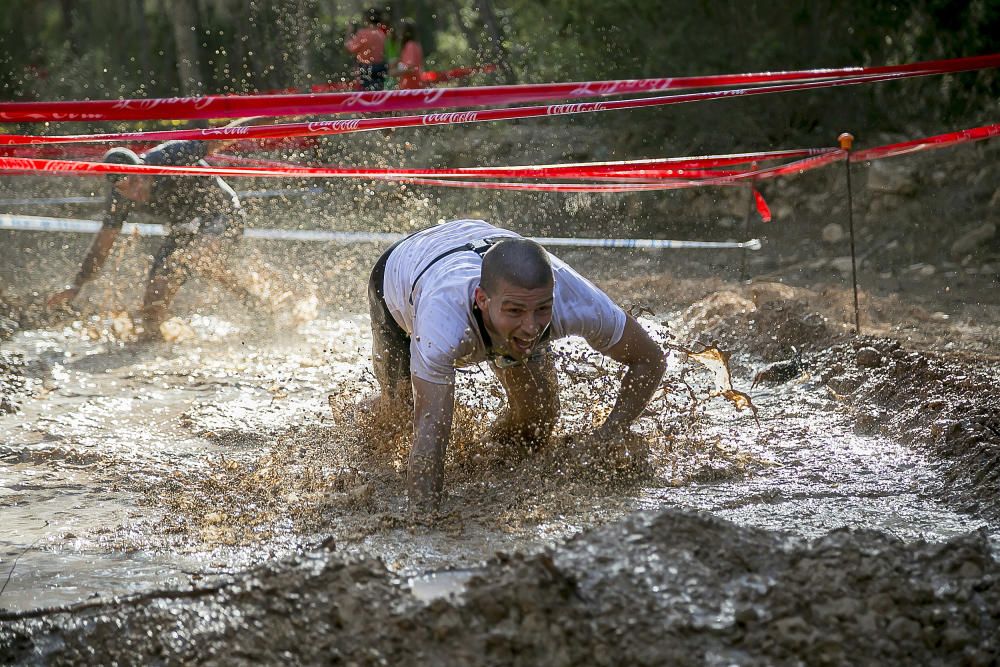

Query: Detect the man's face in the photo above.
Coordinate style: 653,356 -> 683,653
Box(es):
114,175 -> 154,203
475,278 -> 554,360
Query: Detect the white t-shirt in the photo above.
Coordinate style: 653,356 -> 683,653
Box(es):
382,219 -> 627,385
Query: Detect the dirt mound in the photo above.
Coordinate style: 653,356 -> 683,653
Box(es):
2,509 -> 996,666
814,337 -> 1000,520
676,282 -> 849,361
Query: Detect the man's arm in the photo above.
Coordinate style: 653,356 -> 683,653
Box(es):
47,226 -> 120,307
408,376 -> 456,512
593,314 -> 666,437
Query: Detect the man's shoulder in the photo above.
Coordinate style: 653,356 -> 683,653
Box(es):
412,219 -> 513,245
143,140 -> 206,167
412,285 -> 478,353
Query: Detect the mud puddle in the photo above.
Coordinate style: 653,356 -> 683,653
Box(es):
0,311 -> 993,614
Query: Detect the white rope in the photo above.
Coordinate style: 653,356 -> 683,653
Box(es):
0,213 -> 761,250
0,187 -> 324,207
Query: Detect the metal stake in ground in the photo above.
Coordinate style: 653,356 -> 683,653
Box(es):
839,132 -> 861,334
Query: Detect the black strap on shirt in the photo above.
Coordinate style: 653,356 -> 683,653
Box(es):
407,237 -> 497,305
407,234 -> 552,368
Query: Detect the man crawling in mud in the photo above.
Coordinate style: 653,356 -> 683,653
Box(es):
368,218 -> 667,510
47,137 -> 313,340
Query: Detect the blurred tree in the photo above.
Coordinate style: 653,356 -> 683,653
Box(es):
0,0 -> 995,150
169,0 -> 203,95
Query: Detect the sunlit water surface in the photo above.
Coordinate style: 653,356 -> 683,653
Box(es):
0,313 -> 992,611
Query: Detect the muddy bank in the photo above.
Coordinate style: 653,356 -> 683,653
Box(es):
631,279 -> 1000,521
1,508 -> 997,666
814,337 -> 1000,521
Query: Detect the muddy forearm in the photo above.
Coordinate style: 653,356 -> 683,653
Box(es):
407,433 -> 445,509
72,227 -> 119,288
407,378 -> 455,511
601,357 -> 666,433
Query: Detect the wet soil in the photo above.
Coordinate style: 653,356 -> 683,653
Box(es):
1,270 -> 998,664
1,509 -> 997,666
815,338 -> 1000,522
2,144 -> 999,663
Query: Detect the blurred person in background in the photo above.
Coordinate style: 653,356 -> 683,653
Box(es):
346,7 -> 388,91
391,18 -> 424,89
47,137 -> 316,341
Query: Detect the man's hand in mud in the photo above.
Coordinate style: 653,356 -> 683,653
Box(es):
46,286 -> 80,309
566,427 -> 651,483
476,420 -> 537,467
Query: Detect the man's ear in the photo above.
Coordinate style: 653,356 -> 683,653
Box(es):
473,286 -> 489,310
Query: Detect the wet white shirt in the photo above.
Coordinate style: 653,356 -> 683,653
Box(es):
382,219 -> 626,385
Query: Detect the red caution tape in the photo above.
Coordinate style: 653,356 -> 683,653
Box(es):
0,125 -> 995,199
752,186 -> 772,222
0,152 -> 834,194
210,148 -> 832,180
0,70 -> 970,147
850,123 -> 1000,161
262,65 -> 495,95
1,54 -> 996,122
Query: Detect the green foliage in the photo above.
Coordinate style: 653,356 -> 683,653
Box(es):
0,0 -> 995,149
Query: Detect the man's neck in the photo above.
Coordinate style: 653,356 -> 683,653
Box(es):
471,302 -> 496,352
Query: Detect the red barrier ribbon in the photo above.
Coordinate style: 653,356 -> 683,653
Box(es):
850,123 -> 1000,161
752,186 -> 772,222
262,65 -> 496,95
209,149 -> 832,180
1,54 -> 996,122
0,70 -> 970,146
0,152 -> 832,194
1,125 -> 995,197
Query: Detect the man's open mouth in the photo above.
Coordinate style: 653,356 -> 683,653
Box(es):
509,335 -> 536,354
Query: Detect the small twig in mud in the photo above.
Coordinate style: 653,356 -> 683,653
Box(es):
624,303 -> 656,319
0,520 -> 48,599
0,581 -> 230,622
358,367 -> 377,389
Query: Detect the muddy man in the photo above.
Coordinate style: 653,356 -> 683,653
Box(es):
367,219 -> 667,511
48,138 -> 312,339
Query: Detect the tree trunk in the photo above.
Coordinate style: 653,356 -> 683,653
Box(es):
297,0 -> 314,86
452,0 -> 483,65
169,0 -> 203,95
474,1 -> 517,83
58,0 -> 80,56
133,0 -> 153,91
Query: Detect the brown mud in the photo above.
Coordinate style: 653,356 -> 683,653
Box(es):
2,265 -> 999,664
1,510 -> 997,666
2,146 -> 999,663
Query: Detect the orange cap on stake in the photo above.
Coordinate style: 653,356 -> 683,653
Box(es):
838,132 -> 855,150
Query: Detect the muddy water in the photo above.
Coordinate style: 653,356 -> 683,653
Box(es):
0,312 -> 991,613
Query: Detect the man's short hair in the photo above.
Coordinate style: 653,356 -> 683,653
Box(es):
102,147 -> 142,184
480,238 -> 553,294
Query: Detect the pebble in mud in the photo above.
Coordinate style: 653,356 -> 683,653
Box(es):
855,347 -> 884,368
